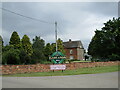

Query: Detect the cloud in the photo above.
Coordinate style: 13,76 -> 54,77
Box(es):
2,2 -> 118,49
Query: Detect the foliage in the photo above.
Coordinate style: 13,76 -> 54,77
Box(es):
57,38 -> 65,54
19,48 -> 32,64
9,31 -> 21,49
2,48 -> 20,65
40,60 -> 52,64
2,45 -> 14,52
21,35 -> 33,56
108,54 -> 120,61
0,35 -> 3,64
51,43 -> 56,53
44,43 -> 52,60
32,36 -> 46,63
2,45 -> 32,65
88,17 -> 120,61
0,35 -> 4,47
51,38 -> 65,54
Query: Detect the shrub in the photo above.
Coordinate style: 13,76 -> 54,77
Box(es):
109,54 -> 120,61
2,49 -> 20,65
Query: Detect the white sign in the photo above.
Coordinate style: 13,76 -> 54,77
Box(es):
50,65 -> 66,70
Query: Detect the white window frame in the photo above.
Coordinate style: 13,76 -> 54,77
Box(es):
70,49 -> 73,54
70,56 -> 74,60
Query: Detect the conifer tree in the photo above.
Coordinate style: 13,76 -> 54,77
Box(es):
21,34 -> 33,56
9,31 -> 21,49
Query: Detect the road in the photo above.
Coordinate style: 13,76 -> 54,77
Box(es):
2,72 -> 118,88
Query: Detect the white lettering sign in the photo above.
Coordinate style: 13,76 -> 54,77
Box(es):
50,65 -> 66,70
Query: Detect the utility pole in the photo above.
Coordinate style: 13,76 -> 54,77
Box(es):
55,21 -> 57,52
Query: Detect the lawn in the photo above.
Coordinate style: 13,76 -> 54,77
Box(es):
72,60 -> 91,63
2,65 -> 119,77
65,60 -> 91,63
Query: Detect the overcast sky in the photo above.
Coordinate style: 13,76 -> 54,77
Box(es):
1,2 -> 118,50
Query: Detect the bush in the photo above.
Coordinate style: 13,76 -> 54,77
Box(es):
19,49 -> 32,64
91,58 -> 109,62
2,49 -> 20,65
40,60 -> 52,64
109,54 -> 120,61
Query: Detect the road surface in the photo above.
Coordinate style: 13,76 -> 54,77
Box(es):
1,72 -> 118,88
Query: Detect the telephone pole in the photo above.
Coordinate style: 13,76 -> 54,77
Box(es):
55,21 -> 57,52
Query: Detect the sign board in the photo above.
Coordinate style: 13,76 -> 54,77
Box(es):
49,51 -> 66,64
50,65 -> 66,70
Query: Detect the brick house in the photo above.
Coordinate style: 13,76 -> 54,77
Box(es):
63,39 -> 85,60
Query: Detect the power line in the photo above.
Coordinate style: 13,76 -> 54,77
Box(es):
1,7 -> 54,24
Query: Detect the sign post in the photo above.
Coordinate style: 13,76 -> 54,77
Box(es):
49,21 -> 66,72
49,51 -> 66,72
49,51 -> 66,64
50,65 -> 66,70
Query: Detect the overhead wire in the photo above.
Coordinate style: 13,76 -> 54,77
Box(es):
0,7 -> 54,24
1,7 -> 68,42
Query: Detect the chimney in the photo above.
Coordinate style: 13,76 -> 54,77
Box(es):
69,39 -> 72,43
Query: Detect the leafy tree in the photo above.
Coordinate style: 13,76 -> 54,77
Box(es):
88,17 -> 120,61
51,43 -> 56,53
9,31 -> 21,49
0,35 -> 4,47
2,48 -> 20,65
2,45 -> 32,65
51,38 -> 65,54
44,43 -> 52,60
32,36 -> 46,63
19,48 -> 32,64
2,45 -> 14,52
21,34 -> 33,56
57,38 -> 65,54
0,35 -> 3,64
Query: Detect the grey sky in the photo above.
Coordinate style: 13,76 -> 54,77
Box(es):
1,2 -> 118,50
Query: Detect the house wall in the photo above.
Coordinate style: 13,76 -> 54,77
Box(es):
64,48 -> 77,60
64,48 -> 85,60
77,48 -> 85,60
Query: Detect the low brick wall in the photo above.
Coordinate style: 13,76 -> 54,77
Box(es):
0,61 -> 119,74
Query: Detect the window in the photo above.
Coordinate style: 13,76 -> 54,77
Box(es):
80,45 -> 82,48
70,49 -> 73,54
70,56 -> 74,60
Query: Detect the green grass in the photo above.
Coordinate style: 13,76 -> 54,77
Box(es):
2,65 -> 119,77
72,60 -> 91,63
65,60 -> 91,63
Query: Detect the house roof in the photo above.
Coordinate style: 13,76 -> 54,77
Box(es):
63,39 -> 84,49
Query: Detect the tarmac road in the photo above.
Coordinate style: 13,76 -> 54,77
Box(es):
2,72 -> 118,88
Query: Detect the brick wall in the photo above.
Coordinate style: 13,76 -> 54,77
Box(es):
0,61 -> 119,75
64,48 -> 77,60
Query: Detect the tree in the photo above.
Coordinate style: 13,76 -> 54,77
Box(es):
51,43 -> 56,53
51,38 -> 65,54
88,17 -> 120,61
0,35 -> 3,64
32,36 -> 46,63
57,38 -> 65,54
0,35 -> 4,47
19,48 -> 31,64
44,43 -> 52,60
2,48 -> 20,65
21,34 -> 33,56
9,31 -> 21,49
2,45 -> 14,53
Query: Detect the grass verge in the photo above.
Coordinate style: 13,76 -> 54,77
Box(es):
2,65 -> 119,77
